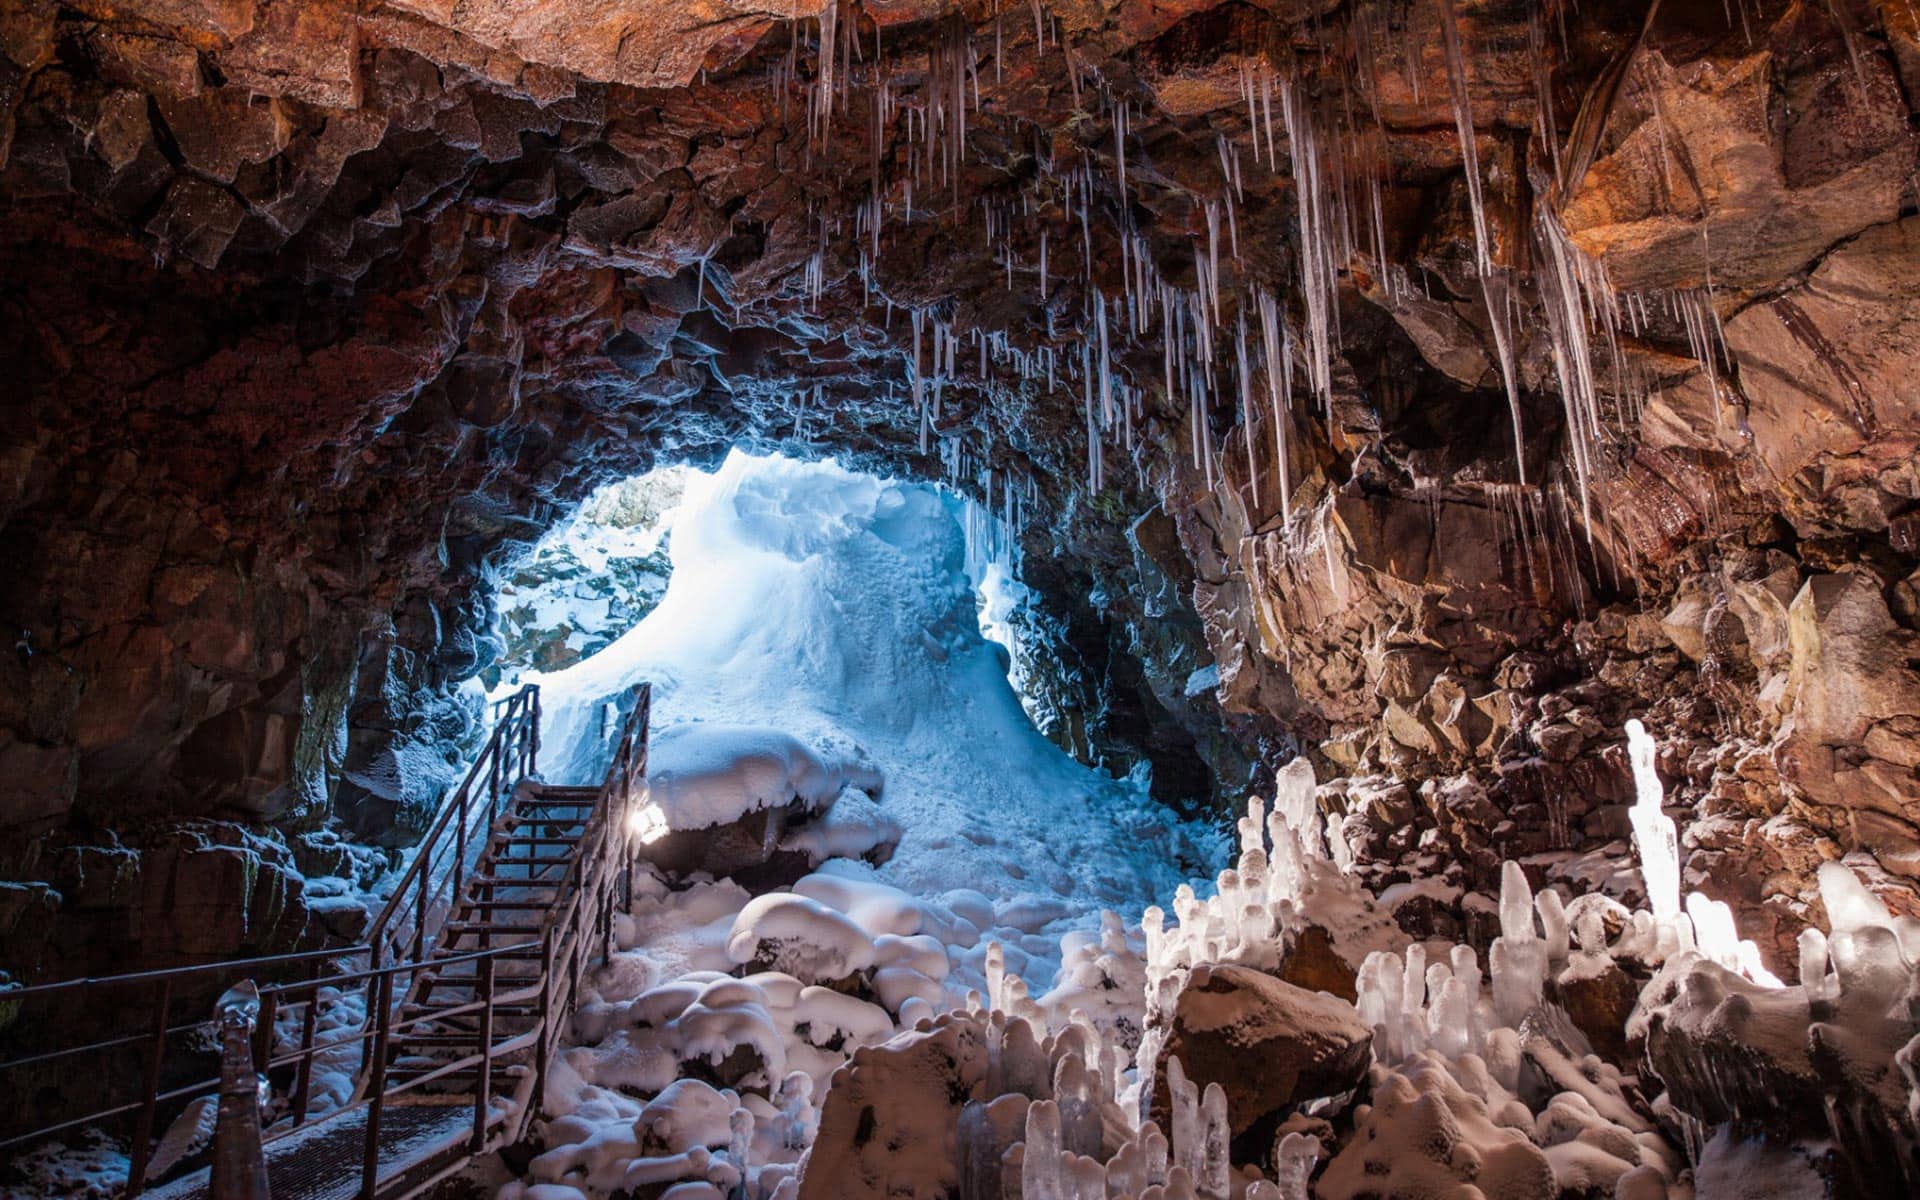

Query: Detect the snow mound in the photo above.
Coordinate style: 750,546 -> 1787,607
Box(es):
643,724 -> 882,835
521,450 -> 1215,953
726,894 -> 877,983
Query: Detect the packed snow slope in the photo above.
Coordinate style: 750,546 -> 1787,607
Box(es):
518,450 -> 1218,970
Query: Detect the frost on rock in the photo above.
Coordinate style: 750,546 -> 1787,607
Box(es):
497,460 -> 1920,1200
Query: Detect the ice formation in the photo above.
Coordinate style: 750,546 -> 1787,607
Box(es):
493,484 -> 1920,1200
521,452 -> 1209,949
1625,718 -> 1680,922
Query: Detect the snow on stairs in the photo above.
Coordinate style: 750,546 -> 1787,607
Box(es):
377,782 -> 602,1098
145,1106 -> 476,1200
142,686 -> 650,1200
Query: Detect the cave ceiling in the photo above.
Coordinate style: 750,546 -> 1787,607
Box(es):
6,0 -> 1920,983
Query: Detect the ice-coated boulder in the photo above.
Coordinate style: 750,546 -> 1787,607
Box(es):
1641,956 -> 1822,1130
798,1012 -> 987,1200
1318,1055 -> 1556,1200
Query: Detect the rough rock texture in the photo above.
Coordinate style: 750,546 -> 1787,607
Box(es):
799,1011 -> 985,1200
3,0 -> 1920,984
1149,963 -> 1372,1144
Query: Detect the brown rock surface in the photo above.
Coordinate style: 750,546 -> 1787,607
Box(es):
0,0 -> 1918,988
1150,963 -> 1372,1141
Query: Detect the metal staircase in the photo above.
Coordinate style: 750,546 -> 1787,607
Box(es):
0,682 -> 652,1199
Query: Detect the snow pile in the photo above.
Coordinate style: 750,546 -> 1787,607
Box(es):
521,451 -> 1211,935
2,1132 -> 130,1199
636,724 -> 883,841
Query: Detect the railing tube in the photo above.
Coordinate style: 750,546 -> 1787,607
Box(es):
453,783 -> 469,914
362,970 -> 394,1200
471,955 -> 496,1153
487,741 -> 500,819
410,863 -> 428,962
528,689 -> 540,776
534,931 -> 555,1112
122,977 -> 173,1198
290,962 -> 322,1127
251,989 -> 278,1086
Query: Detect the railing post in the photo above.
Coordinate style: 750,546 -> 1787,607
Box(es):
534,931 -> 555,1114
453,782 -> 468,911
210,981 -> 269,1200
251,988 -> 278,1085
362,970 -> 394,1200
411,864 -> 428,962
528,687 -> 540,776
471,954 -> 496,1153
290,962 -> 322,1127
122,977 -> 173,1198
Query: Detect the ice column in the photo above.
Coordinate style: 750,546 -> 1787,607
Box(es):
1625,719 -> 1681,922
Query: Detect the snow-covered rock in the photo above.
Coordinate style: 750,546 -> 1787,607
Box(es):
1318,1055 -> 1557,1200
797,1014 -> 987,1200
645,723 -> 882,834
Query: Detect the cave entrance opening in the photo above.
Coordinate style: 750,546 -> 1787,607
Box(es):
486,447 -> 1218,913
484,453 -> 1035,719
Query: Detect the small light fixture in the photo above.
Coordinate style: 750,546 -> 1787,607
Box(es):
627,801 -> 671,845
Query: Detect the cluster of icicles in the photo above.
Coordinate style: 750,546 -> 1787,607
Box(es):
754,0 -> 1744,571
1335,717 -> 1784,1073
955,715 -> 1809,1199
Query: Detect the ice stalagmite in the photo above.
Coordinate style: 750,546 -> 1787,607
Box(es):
1490,860 -> 1545,1026
1022,1100 -> 1064,1200
1625,718 -> 1680,922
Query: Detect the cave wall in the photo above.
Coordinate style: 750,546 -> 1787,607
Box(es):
2,0 -> 1918,983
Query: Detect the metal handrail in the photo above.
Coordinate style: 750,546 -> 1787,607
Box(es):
0,680 -> 651,1199
366,684 -> 541,971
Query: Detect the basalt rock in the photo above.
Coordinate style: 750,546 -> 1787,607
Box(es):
1149,963 -> 1373,1148
1,0 -> 1919,990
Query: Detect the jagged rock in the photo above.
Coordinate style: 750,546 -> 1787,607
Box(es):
1642,957 -> 1823,1131
2,0 -> 1919,1009
799,1012 -> 985,1200
1776,570 -> 1920,880
1550,957 -> 1641,1066
1150,963 -> 1372,1144
1275,923 -> 1361,1002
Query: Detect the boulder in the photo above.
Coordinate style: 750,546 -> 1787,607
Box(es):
798,1013 -> 986,1200
1549,957 -> 1642,1066
1150,964 -> 1372,1145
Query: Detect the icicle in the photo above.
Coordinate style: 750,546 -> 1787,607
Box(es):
913,309 -> 929,455
1440,0 -> 1493,276
1279,79 -> 1336,415
1204,201 -> 1222,328
1256,290 -> 1293,521
1235,314 -> 1260,511
1481,272 -> 1527,484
